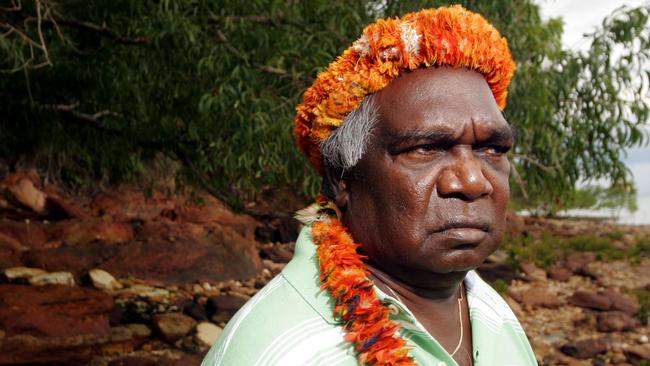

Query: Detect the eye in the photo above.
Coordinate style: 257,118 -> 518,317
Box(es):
477,144 -> 511,156
402,143 -> 446,156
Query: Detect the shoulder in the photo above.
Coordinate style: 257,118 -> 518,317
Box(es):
465,271 -> 539,365
465,270 -> 522,328
201,274 -> 356,366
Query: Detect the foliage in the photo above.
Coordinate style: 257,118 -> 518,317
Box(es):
631,237 -> 650,257
509,3 -> 650,214
565,184 -> 638,212
510,182 -> 639,216
489,278 -> 509,294
1,0 -> 649,210
503,232 -> 650,268
629,287 -> 650,325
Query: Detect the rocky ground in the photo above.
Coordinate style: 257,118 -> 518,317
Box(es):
494,216 -> 650,366
0,171 -> 648,365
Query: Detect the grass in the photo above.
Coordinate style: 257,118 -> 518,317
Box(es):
629,288 -> 650,326
630,238 -> 650,258
503,233 -> 648,269
490,279 -> 510,294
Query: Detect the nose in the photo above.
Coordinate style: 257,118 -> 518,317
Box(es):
437,149 -> 493,200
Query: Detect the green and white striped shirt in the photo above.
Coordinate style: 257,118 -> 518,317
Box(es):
202,226 -> 538,366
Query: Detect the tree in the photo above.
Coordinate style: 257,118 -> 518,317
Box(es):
1,0 -> 648,213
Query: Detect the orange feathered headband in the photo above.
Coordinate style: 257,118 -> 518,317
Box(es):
294,5 -> 516,173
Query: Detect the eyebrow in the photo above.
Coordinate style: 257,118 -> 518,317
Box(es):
484,125 -> 517,144
387,124 -> 516,148
387,129 -> 457,146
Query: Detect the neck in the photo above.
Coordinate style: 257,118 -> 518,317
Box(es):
367,263 -> 465,303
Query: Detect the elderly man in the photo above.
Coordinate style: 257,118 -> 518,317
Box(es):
203,6 -> 537,366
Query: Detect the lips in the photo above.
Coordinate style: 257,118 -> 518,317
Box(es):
433,221 -> 490,246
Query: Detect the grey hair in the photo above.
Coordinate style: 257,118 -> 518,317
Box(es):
320,95 -> 379,171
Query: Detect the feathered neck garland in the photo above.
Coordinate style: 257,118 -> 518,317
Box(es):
295,196 -> 417,365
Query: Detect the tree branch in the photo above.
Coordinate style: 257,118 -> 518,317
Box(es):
0,0 -> 22,12
260,65 -> 287,76
24,15 -> 150,45
512,153 -> 556,173
209,15 -> 280,26
34,0 -> 50,66
53,17 -> 150,45
509,161 -> 529,200
46,102 -> 118,124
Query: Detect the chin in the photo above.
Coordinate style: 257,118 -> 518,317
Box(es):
428,248 -> 492,273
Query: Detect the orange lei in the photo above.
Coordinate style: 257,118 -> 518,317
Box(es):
302,199 -> 417,365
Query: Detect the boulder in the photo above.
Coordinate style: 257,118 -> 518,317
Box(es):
3,266 -> 47,282
596,311 -> 641,332
125,323 -> 152,341
206,295 -> 248,323
569,291 -> 612,311
40,184 -> 88,220
196,322 -> 222,348
122,284 -> 170,300
89,268 -> 123,291
152,313 -> 197,343
559,338 -> 607,359
29,271 -> 76,286
260,244 -> 294,263
625,344 -> 650,363
510,286 -> 563,309
476,262 -> 518,284
101,326 -> 137,355
602,289 -> 640,316
547,265 -> 572,282
574,266 -> 601,280
179,299 -> 208,321
564,252 -> 596,273
5,177 -> 47,214
519,262 -> 547,282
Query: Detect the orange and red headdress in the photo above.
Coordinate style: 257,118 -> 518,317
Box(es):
294,5 -> 516,173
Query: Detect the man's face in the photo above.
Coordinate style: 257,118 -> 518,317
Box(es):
339,67 -> 513,287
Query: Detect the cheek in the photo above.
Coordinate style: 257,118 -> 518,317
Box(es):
488,169 -> 511,237
487,160 -> 510,203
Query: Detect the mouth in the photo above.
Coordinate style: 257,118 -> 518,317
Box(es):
433,222 -> 490,247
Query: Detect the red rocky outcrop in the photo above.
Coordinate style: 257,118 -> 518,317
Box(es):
0,284 -> 114,364
24,224 -> 261,284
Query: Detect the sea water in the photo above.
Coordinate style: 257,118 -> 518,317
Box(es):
558,193 -> 650,225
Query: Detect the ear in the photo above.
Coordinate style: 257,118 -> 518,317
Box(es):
324,166 -> 350,210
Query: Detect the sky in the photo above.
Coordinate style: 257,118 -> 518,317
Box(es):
537,0 -> 650,194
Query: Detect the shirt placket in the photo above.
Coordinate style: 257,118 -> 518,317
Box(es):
377,289 -> 460,366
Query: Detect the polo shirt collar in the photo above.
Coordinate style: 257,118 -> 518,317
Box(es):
281,226 -> 340,324
281,226 -> 501,331
280,226 -> 418,326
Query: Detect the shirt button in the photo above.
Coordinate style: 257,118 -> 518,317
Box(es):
387,304 -> 399,315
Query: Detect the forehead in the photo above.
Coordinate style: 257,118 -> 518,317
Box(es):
374,67 -> 508,140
